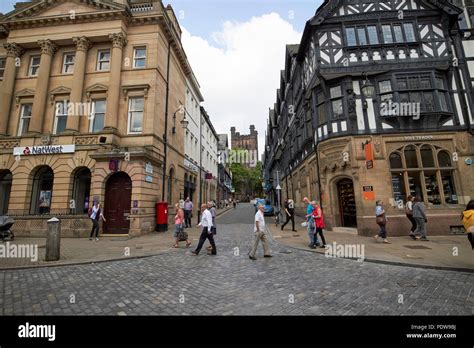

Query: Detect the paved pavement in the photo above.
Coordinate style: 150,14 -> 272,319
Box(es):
270,214 -> 473,272
0,203 -> 472,315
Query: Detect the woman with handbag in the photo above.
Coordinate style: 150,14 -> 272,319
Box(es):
405,195 -> 417,240
374,200 -> 391,244
173,203 -> 192,248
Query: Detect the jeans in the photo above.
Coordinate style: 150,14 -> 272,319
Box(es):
308,225 -> 320,246
406,214 -> 417,233
378,224 -> 387,239
194,227 -> 216,254
414,217 -> 426,238
89,219 -> 99,238
184,210 -> 192,227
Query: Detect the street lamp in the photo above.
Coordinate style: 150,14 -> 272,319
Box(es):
361,72 -> 375,99
172,105 -> 187,134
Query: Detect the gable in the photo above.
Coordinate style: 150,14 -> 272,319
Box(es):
3,0 -> 126,22
330,0 -> 432,17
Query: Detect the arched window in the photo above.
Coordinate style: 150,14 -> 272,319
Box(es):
0,170 -> 12,215
420,145 -> 435,167
31,166 -> 54,214
438,151 -> 452,167
72,168 -> 91,215
389,152 -> 403,169
389,144 -> 458,205
404,145 -> 418,168
167,168 -> 174,204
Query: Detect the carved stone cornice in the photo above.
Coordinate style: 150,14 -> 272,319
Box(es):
4,42 -> 24,58
37,39 -> 58,56
109,32 -> 127,49
72,36 -> 92,52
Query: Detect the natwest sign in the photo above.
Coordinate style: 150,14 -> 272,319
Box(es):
13,145 -> 75,156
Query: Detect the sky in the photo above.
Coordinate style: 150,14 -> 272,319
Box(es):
0,0 -> 325,156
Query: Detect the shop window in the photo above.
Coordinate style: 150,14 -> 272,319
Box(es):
0,171 -> 12,215
90,99 -> 106,133
72,168 -> 91,215
31,166 -> 54,215
389,144 -> 458,205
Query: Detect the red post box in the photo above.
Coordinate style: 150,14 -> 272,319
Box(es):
155,202 -> 168,232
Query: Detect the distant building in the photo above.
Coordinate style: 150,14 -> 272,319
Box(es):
217,134 -> 232,203
230,125 -> 259,168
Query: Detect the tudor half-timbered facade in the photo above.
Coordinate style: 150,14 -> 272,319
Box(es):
263,0 -> 474,236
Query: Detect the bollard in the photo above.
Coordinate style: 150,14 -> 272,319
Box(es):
45,217 -> 61,261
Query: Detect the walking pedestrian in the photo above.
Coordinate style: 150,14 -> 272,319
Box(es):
461,200 -> 474,249
312,202 -> 327,248
374,200 -> 391,244
405,195 -> 417,240
88,201 -> 106,241
412,196 -> 429,241
281,198 -> 296,231
183,197 -> 193,228
173,203 -> 191,248
207,201 -> 217,251
191,204 -> 216,256
249,204 -> 272,260
304,197 -> 319,248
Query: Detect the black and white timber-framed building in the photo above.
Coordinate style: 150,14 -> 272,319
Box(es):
263,0 -> 474,236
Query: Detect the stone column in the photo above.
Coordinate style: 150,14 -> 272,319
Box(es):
105,32 -> 127,131
66,36 -> 91,133
29,39 -> 58,134
0,43 -> 24,136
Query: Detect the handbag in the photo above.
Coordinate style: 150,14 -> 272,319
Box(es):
376,214 -> 386,226
177,224 -> 188,241
301,221 -> 308,227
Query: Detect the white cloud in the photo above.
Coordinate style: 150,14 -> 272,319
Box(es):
181,13 -> 301,158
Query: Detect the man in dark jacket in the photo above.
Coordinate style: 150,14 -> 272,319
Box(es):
281,199 -> 296,231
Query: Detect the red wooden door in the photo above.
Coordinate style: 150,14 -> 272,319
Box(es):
104,172 -> 132,234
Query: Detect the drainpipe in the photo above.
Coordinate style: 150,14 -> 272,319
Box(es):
162,41 -> 171,202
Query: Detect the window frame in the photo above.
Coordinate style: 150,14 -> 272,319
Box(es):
127,96 -> 145,134
18,103 -> 33,136
53,100 -> 69,135
62,52 -> 75,74
89,99 -> 106,133
0,57 -> 6,80
96,49 -> 111,71
28,55 -> 41,76
133,46 -> 147,69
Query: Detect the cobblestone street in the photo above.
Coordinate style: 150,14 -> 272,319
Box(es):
0,204 -> 472,316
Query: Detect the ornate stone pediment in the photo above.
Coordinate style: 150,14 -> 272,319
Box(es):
15,88 -> 35,105
49,86 -> 71,103
85,83 -> 108,99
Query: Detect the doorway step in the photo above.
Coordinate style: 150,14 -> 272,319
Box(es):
331,227 -> 358,235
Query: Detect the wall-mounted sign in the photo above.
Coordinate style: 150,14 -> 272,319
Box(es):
133,200 -> 138,208
365,143 -> 374,170
362,186 -> 375,201
13,144 -> 75,156
145,175 -> 153,183
205,173 -> 213,180
403,135 -> 434,141
145,162 -> 153,174
184,158 -> 199,173
465,158 -> 472,165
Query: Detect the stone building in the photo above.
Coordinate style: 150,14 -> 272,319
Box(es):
263,0 -> 474,236
217,134 -> 232,203
0,0 -> 198,237
230,125 -> 259,167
